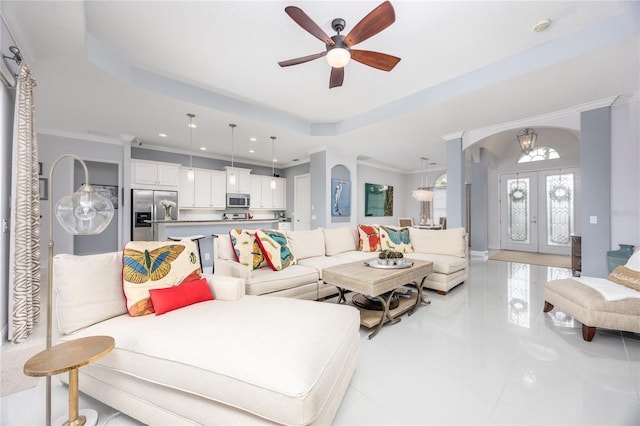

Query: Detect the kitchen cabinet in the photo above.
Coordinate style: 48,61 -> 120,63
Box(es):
131,160 -> 180,189
224,166 -> 251,194
179,168 -> 226,209
179,169 -> 195,206
249,175 -> 286,209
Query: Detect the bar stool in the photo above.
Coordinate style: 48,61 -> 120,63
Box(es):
168,235 -> 205,273
211,234 -> 219,274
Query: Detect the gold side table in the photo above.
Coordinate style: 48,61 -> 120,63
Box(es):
24,336 -> 115,426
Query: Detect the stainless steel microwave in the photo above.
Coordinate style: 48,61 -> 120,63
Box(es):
226,193 -> 250,208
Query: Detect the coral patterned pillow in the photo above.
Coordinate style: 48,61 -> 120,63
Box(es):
255,229 -> 297,271
122,239 -> 201,316
358,224 -> 381,252
379,225 -> 414,253
229,229 -> 268,270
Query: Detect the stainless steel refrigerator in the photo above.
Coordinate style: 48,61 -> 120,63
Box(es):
131,189 -> 178,241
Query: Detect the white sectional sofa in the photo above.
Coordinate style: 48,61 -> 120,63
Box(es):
214,226 -> 469,299
52,251 -> 360,425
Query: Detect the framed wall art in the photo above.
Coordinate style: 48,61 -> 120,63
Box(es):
365,183 -> 393,217
331,178 -> 351,216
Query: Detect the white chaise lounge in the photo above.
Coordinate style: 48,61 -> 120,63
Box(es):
53,251 -> 360,425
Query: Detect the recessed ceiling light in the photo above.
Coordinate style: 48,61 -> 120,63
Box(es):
200,147 -> 207,151
533,19 -> 551,32
249,149 -> 255,153
273,158 -> 278,162
249,137 -> 257,142
159,133 -> 167,138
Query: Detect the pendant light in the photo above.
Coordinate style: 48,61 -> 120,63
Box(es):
229,123 -> 237,186
186,113 -> 195,182
270,136 -> 277,190
412,157 -> 434,201
517,128 -> 538,155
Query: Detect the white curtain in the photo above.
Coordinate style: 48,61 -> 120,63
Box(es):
8,62 -> 40,343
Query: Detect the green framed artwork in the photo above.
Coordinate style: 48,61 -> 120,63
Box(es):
364,183 -> 393,216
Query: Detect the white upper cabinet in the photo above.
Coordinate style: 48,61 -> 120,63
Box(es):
224,167 -> 251,194
179,167 -> 226,209
210,171 -> 227,208
272,177 -> 286,209
179,169 -> 195,207
249,175 -> 286,209
132,160 -> 180,189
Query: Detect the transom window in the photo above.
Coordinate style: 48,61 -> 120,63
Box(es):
518,146 -> 560,163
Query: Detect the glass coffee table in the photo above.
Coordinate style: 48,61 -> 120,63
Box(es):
323,259 -> 433,338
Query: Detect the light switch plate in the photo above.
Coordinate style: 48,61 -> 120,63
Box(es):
590,216 -> 598,224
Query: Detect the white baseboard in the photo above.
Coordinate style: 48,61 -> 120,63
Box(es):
470,250 -> 489,259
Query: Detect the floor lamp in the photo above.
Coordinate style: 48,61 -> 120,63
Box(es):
46,154 -> 114,426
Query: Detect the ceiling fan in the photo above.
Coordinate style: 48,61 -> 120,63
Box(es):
278,1 -> 401,89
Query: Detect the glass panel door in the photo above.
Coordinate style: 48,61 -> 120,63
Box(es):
538,169 -> 578,255
500,172 -> 538,252
500,169 -> 579,255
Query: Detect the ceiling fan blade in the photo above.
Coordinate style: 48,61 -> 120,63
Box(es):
329,67 -> 344,88
278,52 -> 326,67
344,1 -> 395,47
285,6 -> 335,45
350,49 -> 401,71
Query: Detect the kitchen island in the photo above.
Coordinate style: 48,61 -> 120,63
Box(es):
150,219 -> 280,273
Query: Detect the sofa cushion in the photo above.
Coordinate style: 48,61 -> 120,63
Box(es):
229,229 -> 268,270
608,265 -> 640,291
54,251 -> 126,335
404,252 -> 467,274
379,225 -> 414,253
357,224 -> 381,252
255,229 -> 297,271
215,234 -> 236,261
123,240 -> 201,317
298,256 -> 354,279
286,229 -> 326,259
60,297 -> 360,426
149,277 -> 214,315
332,250 -> 378,263
324,227 -> 358,255
409,227 -> 466,258
245,265 -> 320,296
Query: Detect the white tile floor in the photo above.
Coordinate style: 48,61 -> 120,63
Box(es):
2,258 -> 639,425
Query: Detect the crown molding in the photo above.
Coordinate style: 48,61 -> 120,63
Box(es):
38,128 -> 126,146
574,96 -> 619,112
442,131 -> 464,141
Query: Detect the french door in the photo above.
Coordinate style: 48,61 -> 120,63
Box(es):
500,168 -> 579,255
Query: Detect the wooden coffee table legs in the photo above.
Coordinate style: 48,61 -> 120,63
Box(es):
336,277 -> 430,339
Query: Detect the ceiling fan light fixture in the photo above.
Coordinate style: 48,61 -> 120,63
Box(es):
326,47 -> 350,68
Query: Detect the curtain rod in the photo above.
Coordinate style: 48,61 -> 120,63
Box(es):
3,46 -> 22,64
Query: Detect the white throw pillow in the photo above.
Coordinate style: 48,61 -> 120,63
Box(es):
624,247 -> 640,272
54,251 -> 126,335
286,229 -> 326,259
323,227 -> 358,256
409,227 -> 466,258
215,233 -> 236,260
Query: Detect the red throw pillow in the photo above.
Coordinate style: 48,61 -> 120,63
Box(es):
149,278 -> 213,315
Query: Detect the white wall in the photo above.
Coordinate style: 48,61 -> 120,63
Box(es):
357,163 -> 411,226
610,98 -> 640,248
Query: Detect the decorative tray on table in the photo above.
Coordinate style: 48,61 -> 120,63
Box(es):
365,258 -> 414,269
